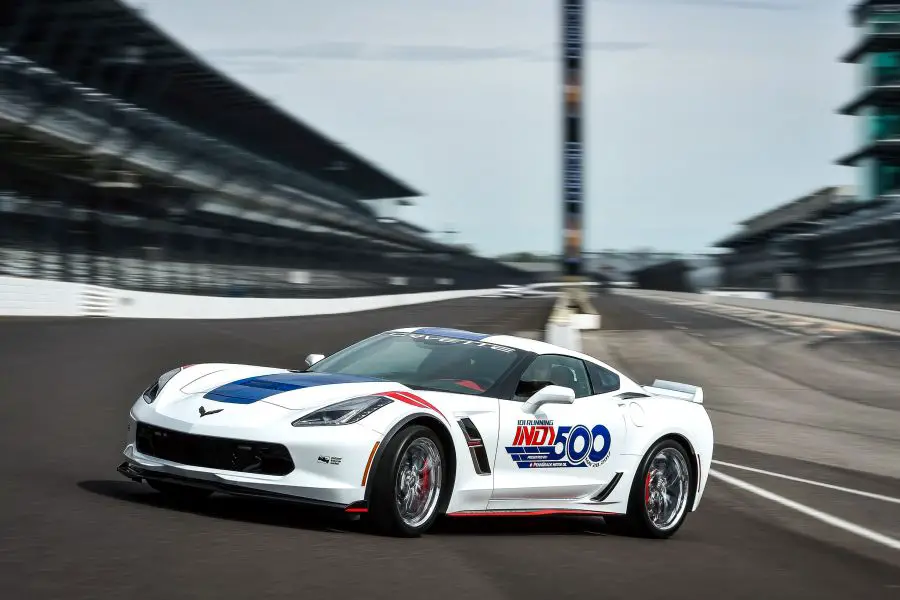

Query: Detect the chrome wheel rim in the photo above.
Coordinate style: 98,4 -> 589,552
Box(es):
395,437 -> 442,528
644,447 -> 690,531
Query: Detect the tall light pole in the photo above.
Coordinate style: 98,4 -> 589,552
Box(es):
561,0 -> 585,279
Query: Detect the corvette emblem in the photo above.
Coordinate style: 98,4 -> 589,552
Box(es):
198,406 -> 223,417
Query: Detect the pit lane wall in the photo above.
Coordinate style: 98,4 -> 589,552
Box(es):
543,288 -> 601,351
0,276 -> 502,319
619,288 -> 900,332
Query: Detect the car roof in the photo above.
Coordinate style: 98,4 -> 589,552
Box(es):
385,326 -> 640,390
388,326 -> 601,364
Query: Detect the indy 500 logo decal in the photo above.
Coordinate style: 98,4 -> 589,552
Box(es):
505,419 -> 611,469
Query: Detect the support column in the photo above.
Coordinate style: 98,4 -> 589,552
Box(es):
561,0 -> 585,278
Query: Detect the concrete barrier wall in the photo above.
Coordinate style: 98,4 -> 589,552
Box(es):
0,276 -> 501,319
0,276 -> 83,316
543,291 -> 592,351
619,288 -> 900,331
704,290 -> 772,299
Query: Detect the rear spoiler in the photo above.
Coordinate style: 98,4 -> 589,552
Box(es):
642,379 -> 704,404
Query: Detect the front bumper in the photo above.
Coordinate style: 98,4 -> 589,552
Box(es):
121,411 -> 380,510
117,461 -> 366,512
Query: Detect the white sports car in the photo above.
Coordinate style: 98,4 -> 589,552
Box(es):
119,327 -> 713,538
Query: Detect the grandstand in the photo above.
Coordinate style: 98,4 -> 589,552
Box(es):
499,250 -> 719,287
0,0 -> 531,298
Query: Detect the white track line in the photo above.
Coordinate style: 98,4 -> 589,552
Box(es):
690,307 -> 801,336
709,469 -> 900,551
712,460 -> 900,505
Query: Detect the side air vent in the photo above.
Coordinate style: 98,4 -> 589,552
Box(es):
617,392 -> 651,400
457,417 -> 491,475
696,454 -> 702,496
590,472 -> 624,502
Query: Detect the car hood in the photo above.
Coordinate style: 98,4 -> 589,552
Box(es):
151,365 -> 497,428
160,368 -> 413,414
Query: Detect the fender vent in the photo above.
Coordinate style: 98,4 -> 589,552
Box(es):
457,417 -> 491,475
590,472 -> 623,502
617,392 -> 650,400
696,454 -> 702,496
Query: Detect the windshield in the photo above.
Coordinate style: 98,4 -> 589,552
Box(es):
307,331 -> 526,395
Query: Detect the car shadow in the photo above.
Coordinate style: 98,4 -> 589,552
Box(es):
430,515 -> 618,537
78,479 -> 631,538
77,479 -> 362,534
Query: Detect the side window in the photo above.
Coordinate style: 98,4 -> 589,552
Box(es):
586,361 -> 621,394
514,354 -> 592,400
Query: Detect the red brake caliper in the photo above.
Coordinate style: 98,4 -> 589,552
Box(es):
420,459 -> 430,500
644,470 -> 653,504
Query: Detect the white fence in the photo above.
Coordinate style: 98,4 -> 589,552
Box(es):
0,248 -> 399,293
0,276 -> 500,319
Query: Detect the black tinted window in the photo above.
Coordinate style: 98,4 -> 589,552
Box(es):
586,361 -> 620,394
308,331 -> 524,396
514,354 -> 593,400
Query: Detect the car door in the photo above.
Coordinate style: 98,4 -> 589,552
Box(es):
489,354 -> 628,505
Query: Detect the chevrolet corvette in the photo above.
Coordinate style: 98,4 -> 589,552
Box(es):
118,327 -> 713,537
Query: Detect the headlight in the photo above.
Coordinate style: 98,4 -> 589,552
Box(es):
142,367 -> 183,404
292,395 -> 393,427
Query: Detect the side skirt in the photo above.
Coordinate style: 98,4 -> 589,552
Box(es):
447,508 -> 616,517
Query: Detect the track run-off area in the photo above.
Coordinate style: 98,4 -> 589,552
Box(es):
1,294 -> 898,600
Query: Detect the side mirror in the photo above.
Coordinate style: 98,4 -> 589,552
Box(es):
305,353 -> 325,367
521,385 -> 575,414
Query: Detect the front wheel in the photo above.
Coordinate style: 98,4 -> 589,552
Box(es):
605,438 -> 693,539
367,425 -> 446,537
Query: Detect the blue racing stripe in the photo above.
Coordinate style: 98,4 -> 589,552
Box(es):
413,327 -> 489,341
203,372 -> 385,404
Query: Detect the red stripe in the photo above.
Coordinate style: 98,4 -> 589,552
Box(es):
383,391 -> 446,420
382,391 -> 427,411
398,391 -> 447,420
386,391 -> 428,408
345,507 -> 368,514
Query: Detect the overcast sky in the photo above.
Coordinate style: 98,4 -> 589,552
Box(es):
128,0 -> 858,256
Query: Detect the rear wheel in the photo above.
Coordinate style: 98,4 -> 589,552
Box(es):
148,480 -> 214,504
367,425 -> 445,537
605,438 -> 693,539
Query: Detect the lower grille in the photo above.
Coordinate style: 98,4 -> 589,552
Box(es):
135,422 -> 294,476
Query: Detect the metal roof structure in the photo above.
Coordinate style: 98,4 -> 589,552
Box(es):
713,186 -> 858,248
0,0 -> 421,204
850,1 -> 900,27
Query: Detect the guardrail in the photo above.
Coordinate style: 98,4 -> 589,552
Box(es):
619,288 -> 900,332
0,275 -> 503,319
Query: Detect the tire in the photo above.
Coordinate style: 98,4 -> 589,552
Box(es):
604,438 -> 694,539
148,480 -> 214,504
367,425 -> 446,537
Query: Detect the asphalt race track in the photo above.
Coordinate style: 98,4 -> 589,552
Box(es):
2,294 -> 899,600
